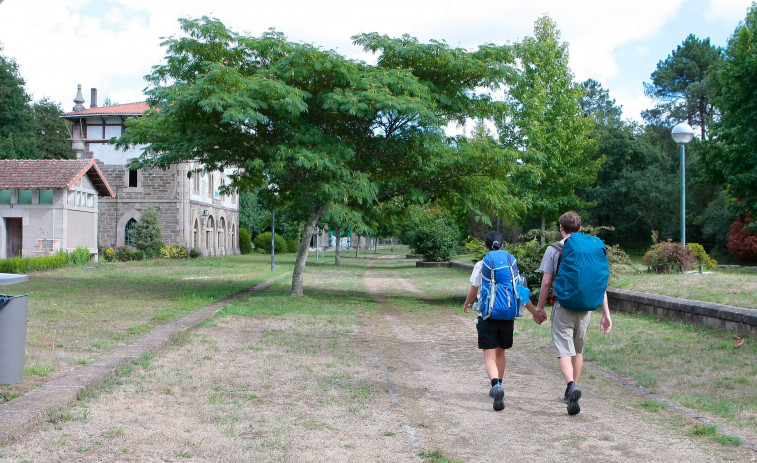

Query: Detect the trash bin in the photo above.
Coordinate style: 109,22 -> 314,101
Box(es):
0,273 -> 29,384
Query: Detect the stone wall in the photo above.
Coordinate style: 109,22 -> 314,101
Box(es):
606,288 -> 757,338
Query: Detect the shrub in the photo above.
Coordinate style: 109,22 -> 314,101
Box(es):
70,247 -> 92,265
0,247 -> 91,273
606,244 -> 636,275
239,228 -> 252,255
132,203 -> 163,258
189,248 -> 199,258
642,240 -> 696,273
287,238 -> 300,253
406,212 -> 460,262
161,245 -> 188,259
464,236 -> 487,262
727,217 -> 757,262
253,232 -> 287,253
103,247 -> 116,262
686,243 -> 717,269
115,248 -> 144,262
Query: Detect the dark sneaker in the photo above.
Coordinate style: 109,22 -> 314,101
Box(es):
566,383 -> 581,415
491,384 -> 505,411
564,388 -> 569,404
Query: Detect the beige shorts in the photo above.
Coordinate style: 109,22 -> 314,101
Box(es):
550,303 -> 593,357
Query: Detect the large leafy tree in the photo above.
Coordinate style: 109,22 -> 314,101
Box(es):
496,16 -> 599,244
702,4 -> 757,230
33,98 -> 75,159
117,17 -> 520,296
644,34 -> 722,139
0,49 -> 35,159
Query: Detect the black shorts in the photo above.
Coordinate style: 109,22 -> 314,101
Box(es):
476,317 -> 514,350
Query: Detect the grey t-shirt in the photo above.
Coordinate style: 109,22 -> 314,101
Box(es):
539,240 -> 565,275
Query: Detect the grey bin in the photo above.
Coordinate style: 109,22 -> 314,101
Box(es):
0,273 -> 29,384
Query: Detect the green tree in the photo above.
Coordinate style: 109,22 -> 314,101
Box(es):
116,17 -> 520,296
33,98 -> 75,159
577,80 -> 679,251
497,16 -> 599,244
132,204 -> 164,258
702,3 -> 757,228
238,190 -> 269,237
0,49 -> 35,159
644,34 -> 722,140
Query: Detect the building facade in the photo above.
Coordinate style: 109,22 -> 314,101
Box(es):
61,86 -> 239,256
0,159 -> 114,259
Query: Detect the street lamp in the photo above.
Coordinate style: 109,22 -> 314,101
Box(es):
671,122 -> 694,247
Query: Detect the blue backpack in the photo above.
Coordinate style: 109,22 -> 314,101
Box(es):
480,250 -> 522,320
553,233 -> 609,311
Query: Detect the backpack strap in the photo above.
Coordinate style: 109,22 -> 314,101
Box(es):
548,242 -> 564,305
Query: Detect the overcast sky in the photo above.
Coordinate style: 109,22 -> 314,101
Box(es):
0,0 -> 753,123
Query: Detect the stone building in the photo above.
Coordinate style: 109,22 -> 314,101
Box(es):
60,86 -> 239,256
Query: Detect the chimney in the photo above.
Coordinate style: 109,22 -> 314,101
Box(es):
90,88 -> 98,108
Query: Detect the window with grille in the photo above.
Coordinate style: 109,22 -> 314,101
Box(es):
124,218 -> 138,246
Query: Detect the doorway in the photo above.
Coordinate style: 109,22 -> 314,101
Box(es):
4,218 -> 22,258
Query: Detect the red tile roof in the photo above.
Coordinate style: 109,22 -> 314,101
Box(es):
60,102 -> 149,117
0,159 -> 115,197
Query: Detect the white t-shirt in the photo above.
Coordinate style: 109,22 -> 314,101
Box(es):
470,260 -> 484,287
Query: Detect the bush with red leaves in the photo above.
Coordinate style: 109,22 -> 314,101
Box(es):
727,217 -> 757,262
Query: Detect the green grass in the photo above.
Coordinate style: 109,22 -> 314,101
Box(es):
420,449 -> 463,463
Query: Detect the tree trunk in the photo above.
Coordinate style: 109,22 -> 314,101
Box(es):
291,206 -> 325,297
355,234 -> 360,258
374,236 -> 378,253
540,214 -> 546,246
335,227 -> 341,266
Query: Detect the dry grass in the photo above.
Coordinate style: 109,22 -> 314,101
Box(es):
1,254 -> 292,403
612,271 -> 757,309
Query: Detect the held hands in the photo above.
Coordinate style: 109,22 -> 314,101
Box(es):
533,308 -> 547,325
528,303 -> 547,325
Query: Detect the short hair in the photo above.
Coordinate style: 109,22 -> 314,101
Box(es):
484,230 -> 503,250
559,211 -> 582,234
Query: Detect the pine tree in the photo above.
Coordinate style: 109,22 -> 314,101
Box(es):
133,204 -> 164,258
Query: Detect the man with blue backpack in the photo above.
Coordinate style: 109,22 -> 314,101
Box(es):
534,211 -> 613,416
463,231 -> 546,411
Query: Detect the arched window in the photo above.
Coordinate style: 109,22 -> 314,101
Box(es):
218,217 -> 226,251
124,218 -> 138,246
206,216 -> 214,250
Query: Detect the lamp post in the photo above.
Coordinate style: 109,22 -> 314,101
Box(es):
271,209 -> 275,272
671,122 -> 694,247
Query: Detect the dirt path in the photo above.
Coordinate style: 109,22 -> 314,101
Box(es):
0,255 -> 752,462
360,258 -> 747,462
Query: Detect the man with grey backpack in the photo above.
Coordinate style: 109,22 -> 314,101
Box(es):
534,211 -> 613,415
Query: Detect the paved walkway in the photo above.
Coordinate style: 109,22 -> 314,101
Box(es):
0,275 -> 287,444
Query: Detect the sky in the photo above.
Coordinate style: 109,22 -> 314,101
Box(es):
0,0 -> 754,124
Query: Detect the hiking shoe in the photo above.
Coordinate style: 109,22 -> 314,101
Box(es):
490,384 -> 505,411
566,383 -> 581,415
